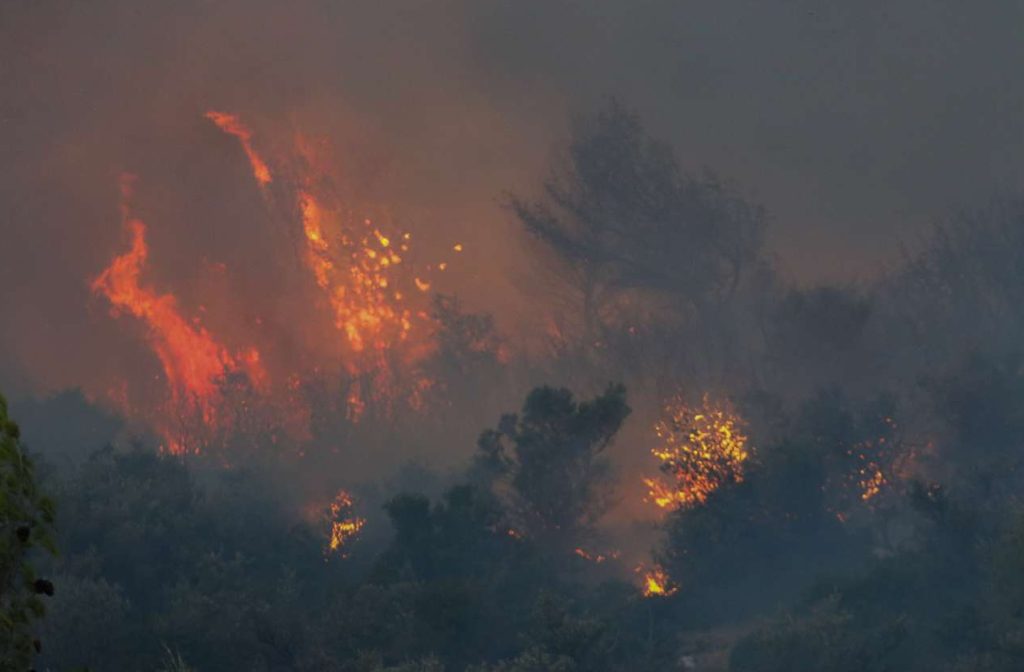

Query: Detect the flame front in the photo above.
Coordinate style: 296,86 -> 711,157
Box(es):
643,395 -> 750,510
92,111 -> 466,454
91,176 -> 265,453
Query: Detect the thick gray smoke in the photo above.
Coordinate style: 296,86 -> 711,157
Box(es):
2,0 -> 1023,400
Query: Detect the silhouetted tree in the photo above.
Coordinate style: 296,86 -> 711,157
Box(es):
475,384 -> 629,552
509,99 -> 767,345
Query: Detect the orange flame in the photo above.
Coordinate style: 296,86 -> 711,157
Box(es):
644,395 -> 750,510
325,490 -> 366,557
637,564 -> 678,597
205,111 -> 272,186
294,155 -> 439,419
96,111 -> 467,451
91,176 -> 265,453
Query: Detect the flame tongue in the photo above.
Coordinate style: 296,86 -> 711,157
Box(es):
205,111 -> 272,186
93,110 -> 462,452
91,175 -> 265,452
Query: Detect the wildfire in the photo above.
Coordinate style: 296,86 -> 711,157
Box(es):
299,195 -> 419,354
204,111 -> 272,186
206,112 -> 458,420
643,395 -> 750,510
288,136 -> 446,419
573,547 -> 620,564
638,564 -> 678,598
91,175 -> 265,453
325,490 -> 366,557
93,111 -> 467,454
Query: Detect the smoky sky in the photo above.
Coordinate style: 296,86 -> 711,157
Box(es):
2,0 -> 1023,397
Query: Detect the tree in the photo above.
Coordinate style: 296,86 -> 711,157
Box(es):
509,99 -> 767,345
0,393 -> 57,669
474,384 -> 630,551
881,198 -> 1024,369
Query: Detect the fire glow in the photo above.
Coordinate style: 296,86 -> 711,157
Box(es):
638,564 -> 678,598
326,490 -> 365,557
91,175 -> 266,454
90,111 -> 462,453
643,395 -> 750,511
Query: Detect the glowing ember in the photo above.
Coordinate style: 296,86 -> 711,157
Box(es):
643,395 -> 750,510
292,168 -> 440,420
858,464 -> 887,502
204,111 -> 272,186
91,175 -> 265,453
638,564 -> 678,597
206,112 -> 455,420
325,490 -> 366,557
845,416 -> 901,505
573,547 -> 619,564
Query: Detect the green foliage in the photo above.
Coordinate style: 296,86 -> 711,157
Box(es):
0,393 -> 57,670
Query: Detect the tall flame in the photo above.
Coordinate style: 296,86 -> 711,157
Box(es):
91,175 -> 265,453
94,111 -> 465,454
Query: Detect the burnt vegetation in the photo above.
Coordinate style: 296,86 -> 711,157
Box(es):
8,100 -> 1024,671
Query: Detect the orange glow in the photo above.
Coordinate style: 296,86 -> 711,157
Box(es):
94,111 -> 471,452
325,490 -> 366,557
844,416 -> 903,506
858,465 -> 886,502
638,564 -> 678,597
293,141 -> 443,419
91,176 -> 265,453
643,395 -> 750,510
573,547 -> 620,564
205,111 -> 272,186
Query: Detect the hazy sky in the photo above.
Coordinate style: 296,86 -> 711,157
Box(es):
3,0 -> 1024,395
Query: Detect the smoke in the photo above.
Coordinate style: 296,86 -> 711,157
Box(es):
3,0 -> 1024,420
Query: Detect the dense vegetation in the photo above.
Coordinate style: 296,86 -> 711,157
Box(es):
8,102 -> 1024,670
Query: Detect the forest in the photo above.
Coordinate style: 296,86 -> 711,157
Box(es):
5,94 -> 1024,672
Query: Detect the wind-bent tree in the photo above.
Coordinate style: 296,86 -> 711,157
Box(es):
0,394 -> 56,669
509,99 -> 767,346
475,384 -> 630,551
